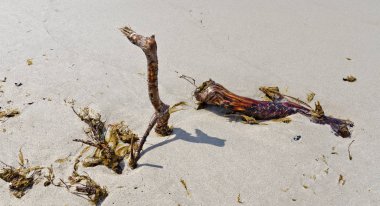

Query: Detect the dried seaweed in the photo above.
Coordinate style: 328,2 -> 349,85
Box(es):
43,165 -> 58,187
52,146 -> 109,205
61,172 -> 108,205
180,178 -> 190,196
72,107 -> 138,174
0,108 -> 20,119
259,86 -> 281,101
272,117 -> 292,124
169,101 -> 188,114
343,75 -> 356,82
311,101 -> 324,119
241,115 -> 261,125
306,92 -> 315,103
0,149 -> 44,198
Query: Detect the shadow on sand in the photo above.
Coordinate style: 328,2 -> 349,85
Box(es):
140,127 -> 226,160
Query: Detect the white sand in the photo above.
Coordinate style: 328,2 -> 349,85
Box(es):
1,0 -> 380,205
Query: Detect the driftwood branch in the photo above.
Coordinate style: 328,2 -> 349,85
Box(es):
193,79 -> 354,138
120,26 -> 172,168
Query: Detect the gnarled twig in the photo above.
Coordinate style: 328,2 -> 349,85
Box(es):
120,26 -> 172,168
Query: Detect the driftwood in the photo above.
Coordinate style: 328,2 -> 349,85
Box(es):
193,79 -> 354,138
120,26 -> 172,168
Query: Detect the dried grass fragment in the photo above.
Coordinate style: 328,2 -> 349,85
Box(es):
180,178 -> 190,196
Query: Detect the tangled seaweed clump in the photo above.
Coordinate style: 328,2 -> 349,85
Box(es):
0,149 -> 44,198
72,107 -> 139,174
61,171 -> 108,205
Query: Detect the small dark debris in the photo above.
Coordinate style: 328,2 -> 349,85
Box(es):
27,102 -> 34,105
343,75 -> 356,82
1,77 -> 6,82
293,135 -> 301,141
15,83 -> 23,87
346,58 -> 351,61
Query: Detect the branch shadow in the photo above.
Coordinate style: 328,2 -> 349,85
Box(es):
140,127 -> 226,158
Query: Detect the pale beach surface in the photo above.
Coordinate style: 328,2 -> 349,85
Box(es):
1,0 -> 380,205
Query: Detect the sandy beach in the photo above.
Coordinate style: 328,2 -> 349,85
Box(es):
1,0 -> 380,205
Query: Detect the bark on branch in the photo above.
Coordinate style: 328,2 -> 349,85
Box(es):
120,26 -> 172,168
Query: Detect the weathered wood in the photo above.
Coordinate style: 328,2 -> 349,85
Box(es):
120,26 -> 172,168
194,79 -> 354,138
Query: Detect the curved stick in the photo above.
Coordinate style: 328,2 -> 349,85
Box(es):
120,26 -> 172,135
120,26 -> 173,168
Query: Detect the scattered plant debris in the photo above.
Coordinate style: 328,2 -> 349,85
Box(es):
180,178 -> 190,196
72,107 -> 138,174
26,59 -> 33,66
302,184 -> 309,189
15,82 -> 23,87
0,149 -> 45,198
61,172 -> 108,205
306,92 -> 315,103
54,146 -> 108,205
43,165 -> 58,187
0,108 -> 20,119
338,174 -> 346,186
343,75 -> 356,82
237,193 -> 243,203
348,140 -> 355,160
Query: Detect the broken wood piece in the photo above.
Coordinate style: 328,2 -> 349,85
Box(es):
193,79 -> 354,138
